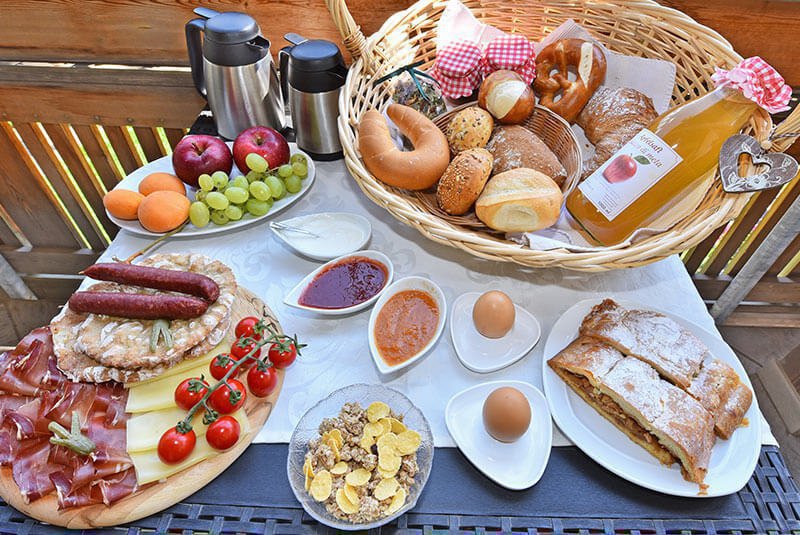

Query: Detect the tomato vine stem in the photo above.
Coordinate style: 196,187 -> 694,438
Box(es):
176,317 -> 303,433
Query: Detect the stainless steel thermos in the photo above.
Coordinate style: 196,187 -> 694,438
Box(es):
185,8 -> 286,139
186,9 -> 347,159
280,37 -> 347,160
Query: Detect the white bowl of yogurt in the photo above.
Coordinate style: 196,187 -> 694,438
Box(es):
270,212 -> 372,261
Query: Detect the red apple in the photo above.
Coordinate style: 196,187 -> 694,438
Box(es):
603,154 -> 638,184
172,135 -> 233,188
233,126 -> 290,172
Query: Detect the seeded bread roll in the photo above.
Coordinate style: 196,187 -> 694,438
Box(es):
436,148 -> 493,215
486,125 -> 567,186
475,168 -> 562,232
446,106 -> 494,155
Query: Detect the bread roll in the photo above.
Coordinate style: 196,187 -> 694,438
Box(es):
486,125 -> 567,186
475,168 -> 562,232
446,106 -> 494,155
478,70 -> 535,124
357,104 -> 450,190
436,148 -> 493,215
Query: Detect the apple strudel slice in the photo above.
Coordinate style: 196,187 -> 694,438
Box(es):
688,358 -> 753,439
548,337 -> 715,484
580,299 -> 752,438
579,299 -> 707,389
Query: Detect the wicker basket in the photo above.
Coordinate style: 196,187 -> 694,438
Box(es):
325,0 -> 800,271
417,103 -> 581,231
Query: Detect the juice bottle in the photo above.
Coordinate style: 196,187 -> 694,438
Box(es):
566,58 -> 791,246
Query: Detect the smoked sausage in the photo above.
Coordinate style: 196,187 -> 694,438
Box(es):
68,292 -> 208,320
81,263 -> 219,302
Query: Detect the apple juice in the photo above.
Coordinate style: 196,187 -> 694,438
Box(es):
566,85 -> 758,245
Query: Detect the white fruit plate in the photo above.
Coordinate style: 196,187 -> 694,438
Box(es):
445,380 -> 552,490
542,297 -> 761,498
106,141 -> 315,238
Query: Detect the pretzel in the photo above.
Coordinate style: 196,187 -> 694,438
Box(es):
534,39 -> 607,123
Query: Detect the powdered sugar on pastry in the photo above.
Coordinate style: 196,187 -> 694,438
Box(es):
579,299 -> 706,388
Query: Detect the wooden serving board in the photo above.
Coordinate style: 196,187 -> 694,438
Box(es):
0,286 -> 283,529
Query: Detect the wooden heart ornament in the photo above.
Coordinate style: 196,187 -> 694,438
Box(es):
719,134 -> 798,193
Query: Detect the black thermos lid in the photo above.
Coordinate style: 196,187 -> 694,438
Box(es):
205,12 -> 260,44
287,40 -> 347,93
203,12 -> 268,67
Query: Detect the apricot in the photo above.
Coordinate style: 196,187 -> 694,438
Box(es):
138,172 -> 186,196
137,190 -> 190,233
103,189 -> 145,220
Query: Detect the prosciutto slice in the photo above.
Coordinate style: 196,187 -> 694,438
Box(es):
0,327 -> 136,508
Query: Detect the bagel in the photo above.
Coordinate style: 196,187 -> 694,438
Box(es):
357,103 -> 450,190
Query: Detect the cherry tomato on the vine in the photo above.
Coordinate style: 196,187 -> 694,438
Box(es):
206,415 -> 241,450
158,426 -> 196,464
235,316 -> 262,341
174,377 -> 209,411
209,353 -> 237,380
209,378 -> 247,414
247,365 -> 278,397
231,336 -> 261,364
268,341 -> 298,369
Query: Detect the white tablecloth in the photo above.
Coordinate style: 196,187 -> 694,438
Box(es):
100,159 -> 775,447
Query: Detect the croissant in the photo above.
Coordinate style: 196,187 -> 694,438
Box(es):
577,87 -> 658,177
358,104 -> 450,190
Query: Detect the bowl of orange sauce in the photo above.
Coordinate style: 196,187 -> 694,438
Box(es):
368,276 -> 446,374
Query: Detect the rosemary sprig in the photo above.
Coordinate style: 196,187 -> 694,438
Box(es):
48,411 -> 96,456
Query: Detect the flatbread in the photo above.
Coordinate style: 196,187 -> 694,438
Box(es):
69,254 -> 235,370
52,309 -> 230,384
50,253 -> 236,382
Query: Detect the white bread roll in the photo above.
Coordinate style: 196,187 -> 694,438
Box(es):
475,168 -> 562,232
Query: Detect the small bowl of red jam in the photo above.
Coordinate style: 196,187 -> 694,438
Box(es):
284,251 -> 393,315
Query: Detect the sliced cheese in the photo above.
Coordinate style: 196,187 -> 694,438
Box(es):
126,340 -> 225,388
129,409 -> 251,485
126,359 -> 211,413
127,407 -> 248,453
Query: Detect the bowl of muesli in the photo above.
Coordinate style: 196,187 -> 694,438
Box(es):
287,383 -> 434,530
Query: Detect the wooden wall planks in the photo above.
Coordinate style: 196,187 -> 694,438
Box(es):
1,1 -> 796,83
0,0 -> 414,66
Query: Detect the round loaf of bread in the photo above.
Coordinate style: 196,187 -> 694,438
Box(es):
436,148 -> 493,215
475,168 -> 562,232
478,70 -> 535,124
446,106 -> 494,155
486,125 -> 567,187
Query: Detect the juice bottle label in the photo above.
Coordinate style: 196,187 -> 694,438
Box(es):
578,129 -> 683,221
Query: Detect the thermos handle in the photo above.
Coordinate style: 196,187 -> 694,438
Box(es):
185,18 -> 207,97
278,46 -> 292,106
278,34 -> 308,108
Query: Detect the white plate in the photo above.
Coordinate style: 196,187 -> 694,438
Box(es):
368,277 -> 446,375
445,380 -> 552,490
284,251 -> 393,315
541,297 -> 761,498
450,292 -> 541,373
270,212 -> 371,261
107,141 -> 315,238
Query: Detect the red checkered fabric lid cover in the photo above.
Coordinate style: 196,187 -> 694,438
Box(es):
481,34 -> 536,84
432,40 -> 483,98
712,57 -> 792,113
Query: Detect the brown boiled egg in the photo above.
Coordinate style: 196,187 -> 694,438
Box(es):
482,386 -> 531,442
472,290 -> 515,338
